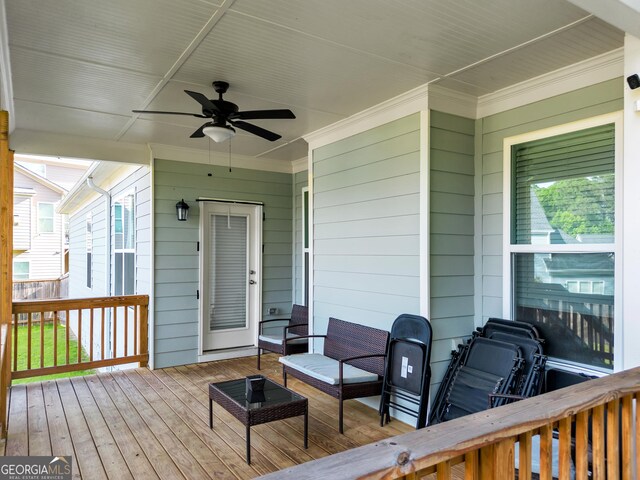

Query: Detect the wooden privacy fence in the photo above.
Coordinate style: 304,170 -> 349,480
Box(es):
11,295 -> 148,380
261,367 -> 640,480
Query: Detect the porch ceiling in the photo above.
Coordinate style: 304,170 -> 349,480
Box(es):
3,0 -> 623,163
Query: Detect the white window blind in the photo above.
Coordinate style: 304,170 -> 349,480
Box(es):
209,214 -> 248,331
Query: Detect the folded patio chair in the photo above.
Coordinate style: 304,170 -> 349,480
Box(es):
379,314 -> 433,429
257,304 -> 308,370
429,336 -> 524,424
480,318 -> 547,405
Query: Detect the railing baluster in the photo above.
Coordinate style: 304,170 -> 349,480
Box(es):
39,309 -> 44,369
133,305 -> 138,356
592,404 -> 606,478
77,309 -> 82,364
575,410 -> 589,480
494,438 -> 514,479
101,307 -> 105,360
479,444 -> 494,480
558,417 -> 572,480
621,395 -> 633,480
606,399 -> 620,479
518,431 -> 532,480
124,305 -> 128,357
465,450 -> 479,480
53,310 -> 57,366
12,313 -> 17,372
65,309 -> 70,365
112,306 -> 117,359
539,424 -> 552,480
89,308 -> 94,362
436,460 -> 451,479
139,302 -> 148,368
27,312 -> 32,371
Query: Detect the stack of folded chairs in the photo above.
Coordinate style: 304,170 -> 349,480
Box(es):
429,318 -> 547,425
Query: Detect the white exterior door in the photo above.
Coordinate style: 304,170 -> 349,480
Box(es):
200,202 -> 262,352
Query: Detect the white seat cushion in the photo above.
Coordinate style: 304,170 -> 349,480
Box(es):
259,332 -> 307,345
279,353 -> 378,385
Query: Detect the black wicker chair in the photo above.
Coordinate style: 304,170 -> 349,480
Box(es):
280,317 -> 389,433
257,304 -> 308,370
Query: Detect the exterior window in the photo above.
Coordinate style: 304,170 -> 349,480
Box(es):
505,115 -> 619,372
86,214 -> 92,288
13,260 -> 29,280
38,202 -> 55,233
114,193 -> 135,295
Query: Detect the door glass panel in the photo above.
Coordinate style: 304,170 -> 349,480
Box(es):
209,214 -> 248,331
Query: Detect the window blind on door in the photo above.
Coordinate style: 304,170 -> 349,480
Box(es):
209,214 -> 248,331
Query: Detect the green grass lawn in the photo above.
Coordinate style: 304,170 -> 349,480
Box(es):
13,323 -> 95,384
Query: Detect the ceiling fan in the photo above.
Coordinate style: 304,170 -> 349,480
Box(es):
132,81 -> 295,142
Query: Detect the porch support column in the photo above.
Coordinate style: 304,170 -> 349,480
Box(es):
622,34 -> 640,370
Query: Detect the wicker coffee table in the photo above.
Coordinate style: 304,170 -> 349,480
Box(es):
209,377 -> 308,464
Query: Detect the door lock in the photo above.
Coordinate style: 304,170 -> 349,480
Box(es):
250,270 -> 256,275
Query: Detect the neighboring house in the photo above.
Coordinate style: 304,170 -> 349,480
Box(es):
12,163 -> 71,281
58,160 -> 151,360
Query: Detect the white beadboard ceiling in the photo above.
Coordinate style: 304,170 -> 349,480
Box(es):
3,0 -> 624,163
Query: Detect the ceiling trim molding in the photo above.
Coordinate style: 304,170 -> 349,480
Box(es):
427,85 -> 477,119
149,143 -> 293,173
0,0 -> 15,132
477,48 -> 624,118
291,157 -> 308,174
303,84 -> 429,150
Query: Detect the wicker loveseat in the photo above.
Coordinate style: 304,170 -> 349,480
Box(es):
279,317 -> 390,433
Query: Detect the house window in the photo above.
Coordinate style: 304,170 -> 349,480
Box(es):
13,260 -> 29,280
114,193 -> 135,295
86,214 -> 92,288
504,113 -> 620,372
38,202 -> 55,233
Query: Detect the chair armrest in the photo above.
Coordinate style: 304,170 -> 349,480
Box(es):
338,353 -> 386,386
259,317 -> 291,334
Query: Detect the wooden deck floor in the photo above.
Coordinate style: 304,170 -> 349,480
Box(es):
0,353 -> 415,479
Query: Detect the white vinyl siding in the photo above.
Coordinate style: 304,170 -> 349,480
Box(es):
479,78 -> 623,326
312,114 -> 421,336
429,110 -> 476,390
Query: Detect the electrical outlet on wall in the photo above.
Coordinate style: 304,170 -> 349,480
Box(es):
269,307 -> 278,315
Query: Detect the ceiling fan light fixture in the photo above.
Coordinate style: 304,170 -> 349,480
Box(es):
203,124 -> 236,142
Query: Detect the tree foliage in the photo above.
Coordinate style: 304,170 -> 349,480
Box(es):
534,175 -> 614,236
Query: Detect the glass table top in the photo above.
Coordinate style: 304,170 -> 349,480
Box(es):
211,376 -> 304,410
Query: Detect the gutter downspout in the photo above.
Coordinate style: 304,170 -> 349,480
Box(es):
86,177 -> 112,357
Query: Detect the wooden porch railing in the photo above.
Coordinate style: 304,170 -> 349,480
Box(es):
261,367 -> 640,480
11,295 -> 149,380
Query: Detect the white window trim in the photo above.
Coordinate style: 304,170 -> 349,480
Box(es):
113,191 -> 136,296
502,111 -> 623,372
301,186 -> 309,306
13,260 -> 30,280
37,201 -> 55,234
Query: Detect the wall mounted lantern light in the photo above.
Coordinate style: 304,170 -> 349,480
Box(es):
176,199 -> 190,221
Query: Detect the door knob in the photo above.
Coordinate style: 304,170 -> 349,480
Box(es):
249,280 -> 257,285
250,270 -> 256,275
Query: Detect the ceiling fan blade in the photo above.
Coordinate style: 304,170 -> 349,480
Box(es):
229,120 -> 282,141
190,123 -> 210,138
132,109 -> 207,118
185,90 -> 221,115
231,109 -> 296,120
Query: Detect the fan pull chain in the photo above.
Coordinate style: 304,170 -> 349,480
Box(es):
228,140 -> 232,172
